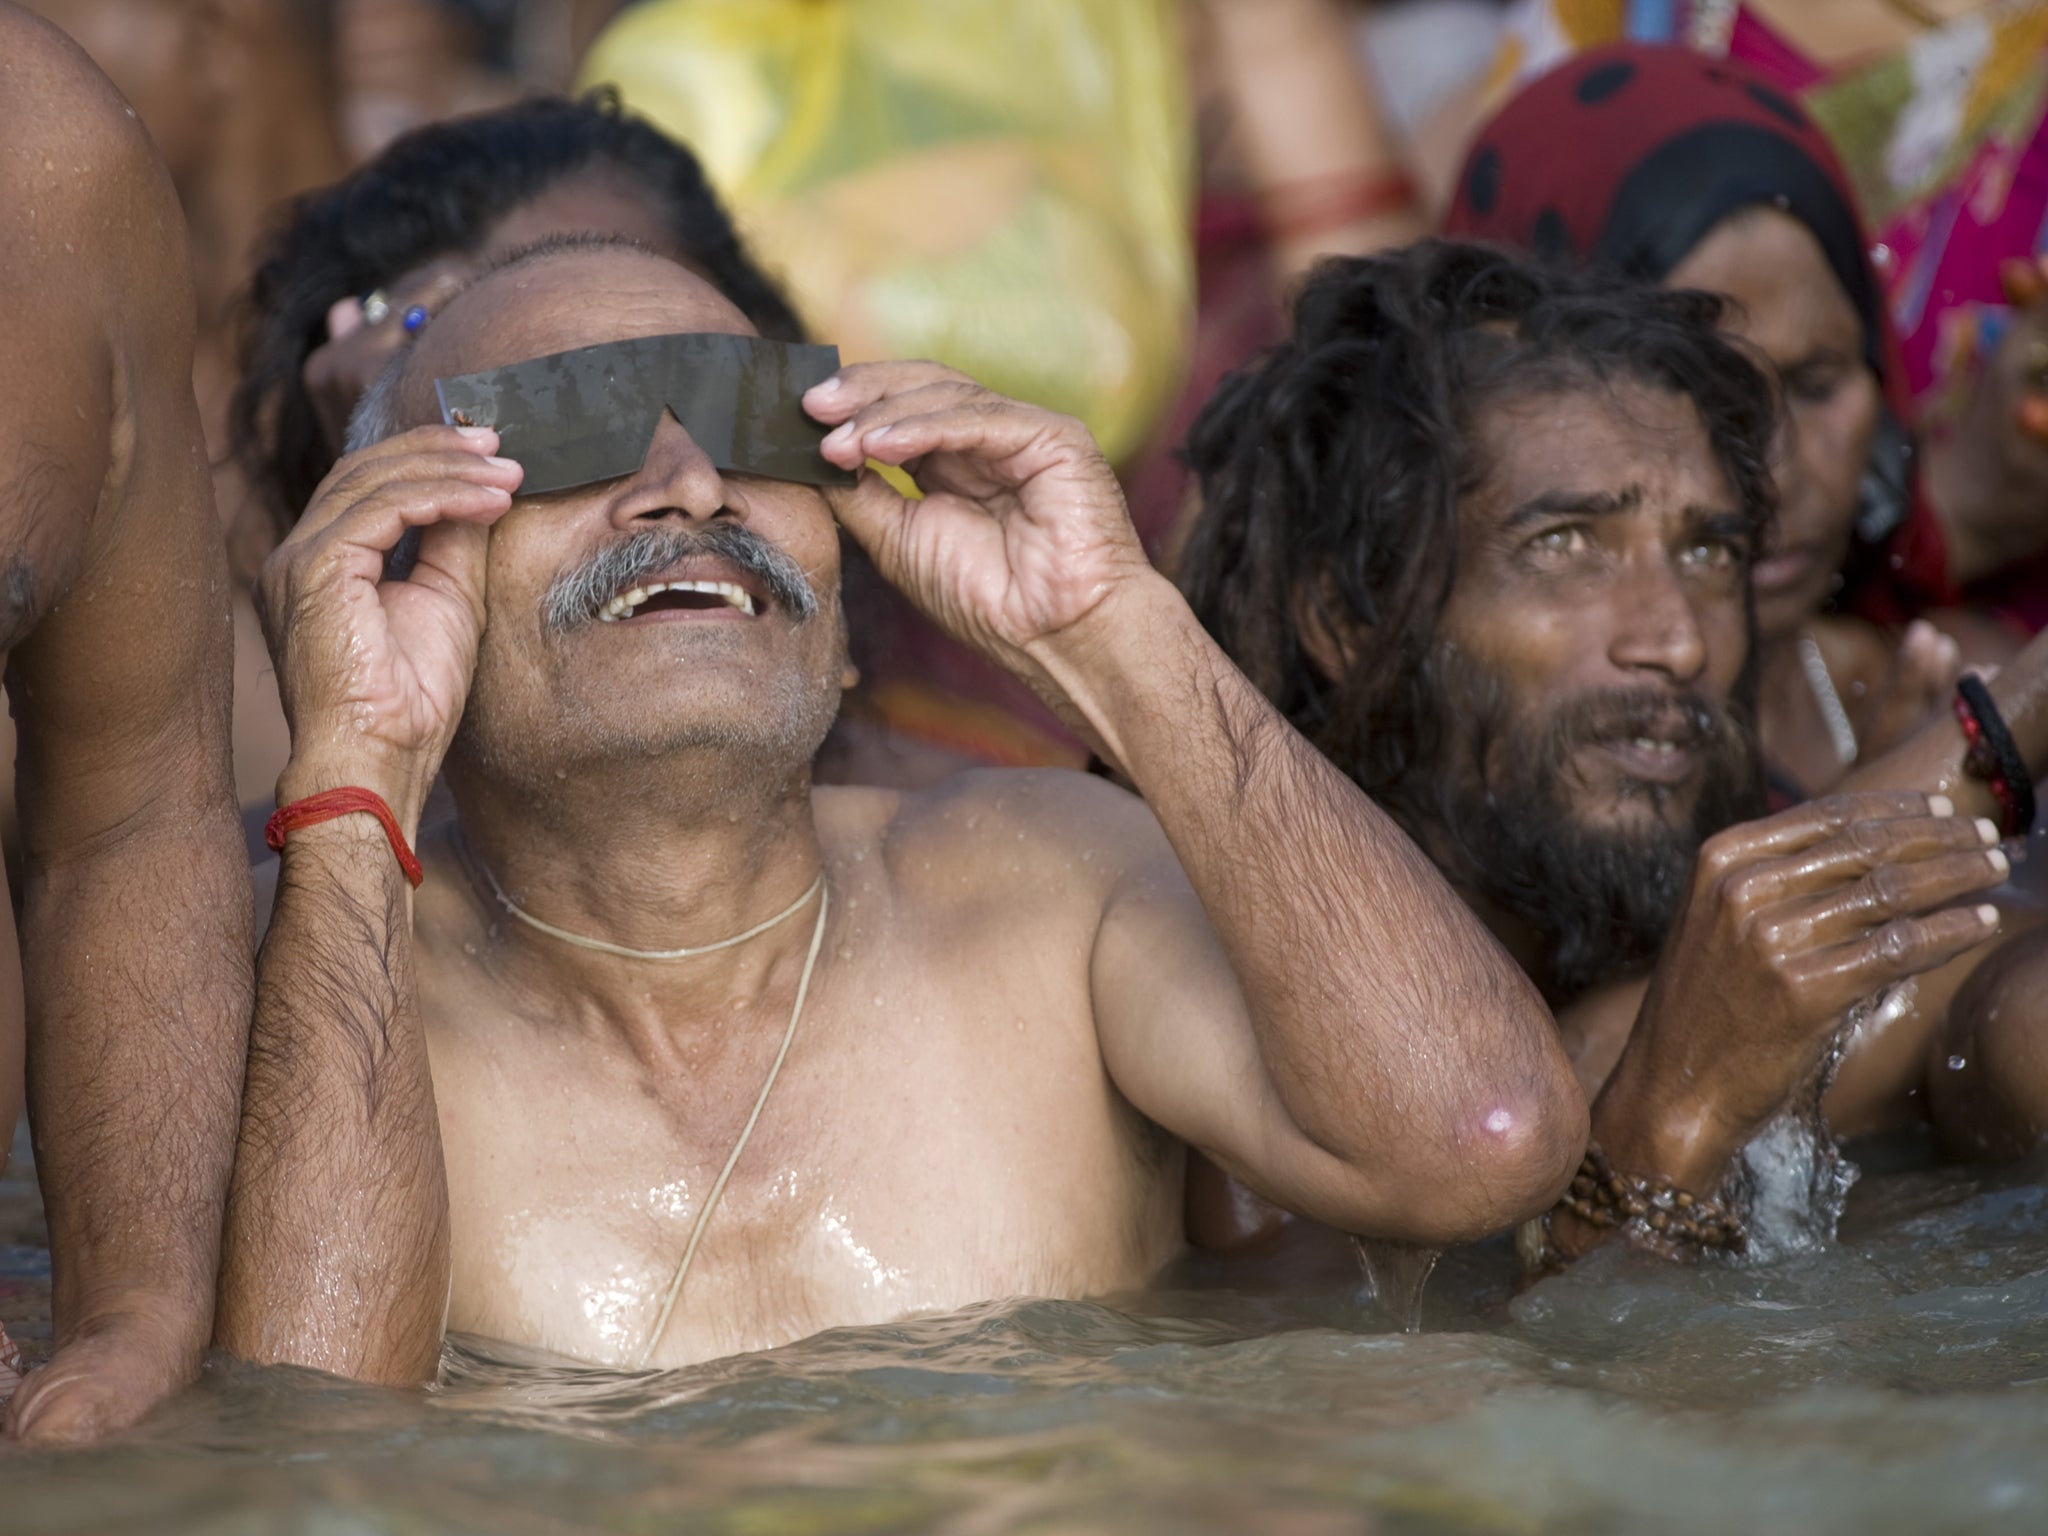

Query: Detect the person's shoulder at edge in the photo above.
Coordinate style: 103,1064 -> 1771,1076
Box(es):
0,8 -> 170,209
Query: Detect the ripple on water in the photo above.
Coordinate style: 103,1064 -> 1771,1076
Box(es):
6,1135 -> 2048,1533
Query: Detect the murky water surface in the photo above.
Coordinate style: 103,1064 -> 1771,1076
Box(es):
5,1119 -> 2048,1534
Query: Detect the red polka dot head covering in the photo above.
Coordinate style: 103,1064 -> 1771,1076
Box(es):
1444,43 -> 1946,615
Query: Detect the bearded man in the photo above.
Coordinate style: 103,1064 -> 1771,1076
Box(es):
213,238 -> 1587,1381
1180,242 -> 2023,1267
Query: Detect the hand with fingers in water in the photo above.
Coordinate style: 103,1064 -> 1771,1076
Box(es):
1549,790 -> 2009,1261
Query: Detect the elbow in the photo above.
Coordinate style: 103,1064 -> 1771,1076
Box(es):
1354,1061 -> 1589,1249
1448,1078 -> 1588,1242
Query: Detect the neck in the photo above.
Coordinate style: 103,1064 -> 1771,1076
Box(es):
448,749 -> 830,1032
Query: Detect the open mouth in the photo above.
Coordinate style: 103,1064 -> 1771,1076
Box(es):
1592,733 -> 1701,786
599,579 -> 759,622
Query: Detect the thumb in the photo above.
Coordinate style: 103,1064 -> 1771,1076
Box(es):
827,467 -> 918,569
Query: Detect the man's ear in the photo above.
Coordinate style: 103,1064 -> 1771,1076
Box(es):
1292,576 -> 1366,686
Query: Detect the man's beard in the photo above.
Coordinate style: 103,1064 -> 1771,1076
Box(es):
1419,647 -> 1765,1004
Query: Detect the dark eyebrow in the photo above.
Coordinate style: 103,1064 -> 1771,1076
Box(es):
1502,484 -> 1643,530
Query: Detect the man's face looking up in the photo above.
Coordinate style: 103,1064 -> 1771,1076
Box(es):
1425,380 -> 1763,995
394,248 -> 850,792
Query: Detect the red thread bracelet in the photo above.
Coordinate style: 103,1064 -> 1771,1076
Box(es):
264,787 -> 424,888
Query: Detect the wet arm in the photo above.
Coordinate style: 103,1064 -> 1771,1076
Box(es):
1063,575 -> 1584,1245
214,793 -> 448,1386
2,27 -> 252,1433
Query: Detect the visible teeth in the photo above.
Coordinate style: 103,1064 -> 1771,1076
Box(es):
1632,737 -> 1678,755
605,578 -> 759,620
666,579 -> 758,615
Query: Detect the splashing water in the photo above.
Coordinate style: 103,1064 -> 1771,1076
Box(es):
1725,993 -> 1886,1262
1352,1238 -> 1441,1333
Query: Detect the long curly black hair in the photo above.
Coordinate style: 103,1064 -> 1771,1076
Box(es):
1178,240 -> 1780,835
230,91 -> 804,539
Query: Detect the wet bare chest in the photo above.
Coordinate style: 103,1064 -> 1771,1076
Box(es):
424,949 -> 1179,1369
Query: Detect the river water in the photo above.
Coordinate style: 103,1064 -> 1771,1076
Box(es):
4,1118 -> 2047,1533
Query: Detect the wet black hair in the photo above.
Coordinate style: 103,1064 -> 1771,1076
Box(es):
229,91 -> 805,538
1178,239 -> 1780,833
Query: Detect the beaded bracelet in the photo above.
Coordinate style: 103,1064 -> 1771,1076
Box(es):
1517,1141 -> 1746,1274
1954,675 -> 2036,841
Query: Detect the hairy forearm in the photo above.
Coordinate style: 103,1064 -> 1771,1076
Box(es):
215,811 -> 447,1386
21,802 -> 253,1361
1044,576 -> 1581,1230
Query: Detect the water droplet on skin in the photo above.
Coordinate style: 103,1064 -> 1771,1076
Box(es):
1948,1055 -> 1968,1072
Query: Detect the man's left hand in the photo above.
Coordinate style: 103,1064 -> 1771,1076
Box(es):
805,362 -> 1156,717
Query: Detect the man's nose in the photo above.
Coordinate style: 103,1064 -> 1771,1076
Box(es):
610,410 -> 727,528
1607,559 -> 1709,683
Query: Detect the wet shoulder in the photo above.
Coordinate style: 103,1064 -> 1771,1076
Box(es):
0,9 -> 176,251
853,768 -> 1168,906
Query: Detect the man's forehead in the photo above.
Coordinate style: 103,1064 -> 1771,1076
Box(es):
1470,384 -> 1731,520
399,253 -> 757,425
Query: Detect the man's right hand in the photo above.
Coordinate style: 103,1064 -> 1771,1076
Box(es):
256,424 -> 520,822
1600,792 -> 2007,1192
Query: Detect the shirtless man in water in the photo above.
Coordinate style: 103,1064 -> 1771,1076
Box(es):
214,239 -> 1585,1380
0,9 -> 252,1439
1181,243 -> 2036,1261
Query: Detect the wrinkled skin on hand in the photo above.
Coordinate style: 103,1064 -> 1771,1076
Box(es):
256,422 -> 519,811
805,361 -> 1157,754
1598,791 -> 2007,1195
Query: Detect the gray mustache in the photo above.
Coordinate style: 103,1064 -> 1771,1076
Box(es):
541,524 -> 820,633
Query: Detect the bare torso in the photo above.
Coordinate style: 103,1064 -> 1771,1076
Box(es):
411,774 -> 1185,1367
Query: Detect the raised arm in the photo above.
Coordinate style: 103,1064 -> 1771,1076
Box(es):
213,426 -> 518,1384
0,15 -> 252,1442
808,363 -> 1585,1245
